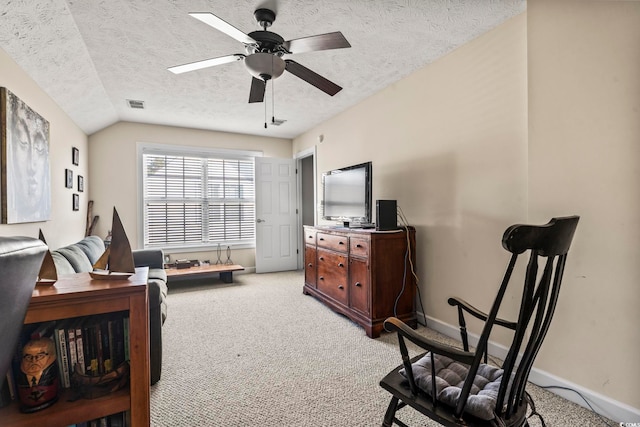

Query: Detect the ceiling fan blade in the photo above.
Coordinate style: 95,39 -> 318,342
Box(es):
249,77 -> 266,103
168,54 -> 244,74
285,60 -> 342,96
283,32 -> 351,54
189,12 -> 257,45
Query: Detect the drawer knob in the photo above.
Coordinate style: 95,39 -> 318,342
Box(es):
319,237 -> 325,241
356,244 -> 362,248
319,256 -> 324,261
307,263 -> 313,268
338,285 -> 344,290
339,241 -> 345,245
338,263 -> 344,268
355,282 -> 362,287
319,276 -> 324,280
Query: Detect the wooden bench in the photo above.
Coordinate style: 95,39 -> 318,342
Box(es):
165,264 -> 245,284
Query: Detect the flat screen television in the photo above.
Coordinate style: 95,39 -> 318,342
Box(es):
322,161 -> 372,227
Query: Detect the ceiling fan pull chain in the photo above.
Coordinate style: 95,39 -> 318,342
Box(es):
271,56 -> 275,124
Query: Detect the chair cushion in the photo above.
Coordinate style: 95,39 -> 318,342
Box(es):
400,353 -> 503,421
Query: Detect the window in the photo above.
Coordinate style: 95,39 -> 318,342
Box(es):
140,144 -> 258,250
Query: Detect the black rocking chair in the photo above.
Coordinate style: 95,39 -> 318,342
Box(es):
380,216 -> 579,427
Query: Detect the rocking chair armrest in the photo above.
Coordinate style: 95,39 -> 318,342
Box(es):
447,297 -> 517,330
384,317 -> 475,365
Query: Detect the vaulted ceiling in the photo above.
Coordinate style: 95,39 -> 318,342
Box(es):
0,0 -> 526,138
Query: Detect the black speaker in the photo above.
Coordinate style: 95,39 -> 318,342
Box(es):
376,200 -> 397,231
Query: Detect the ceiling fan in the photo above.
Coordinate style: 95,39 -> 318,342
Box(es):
168,8 -> 351,103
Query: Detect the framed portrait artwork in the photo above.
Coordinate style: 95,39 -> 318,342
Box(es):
78,175 -> 84,192
65,169 -> 73,189
72,147 -> 79,166
0,87 -> 51,224
73,193 -> 79,211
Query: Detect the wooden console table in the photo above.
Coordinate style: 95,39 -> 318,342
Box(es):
165,264 -> 245,283
0,267 -> 150,427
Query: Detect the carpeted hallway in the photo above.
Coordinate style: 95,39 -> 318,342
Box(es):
150,270 -> 611,426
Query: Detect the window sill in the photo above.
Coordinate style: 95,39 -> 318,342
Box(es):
144,243 -> 255,253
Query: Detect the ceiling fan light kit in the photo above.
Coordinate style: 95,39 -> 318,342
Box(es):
168,7 -> 351,107
244,53 -> 285,80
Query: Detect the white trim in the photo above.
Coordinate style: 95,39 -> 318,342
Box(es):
294,146 -> 316,159
155,242 -> 255,254
294,146 -> 317,269
137,141 -> 263,160
418,312 -> 640,423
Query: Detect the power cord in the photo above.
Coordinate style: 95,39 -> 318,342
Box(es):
392,238 -> 408,318
539,385 -> 617,427
392,206 -> 427,326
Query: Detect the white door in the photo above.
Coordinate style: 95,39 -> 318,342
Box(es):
255,157 -> 298,273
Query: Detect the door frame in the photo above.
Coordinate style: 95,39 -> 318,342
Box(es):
295,146 -> 317,269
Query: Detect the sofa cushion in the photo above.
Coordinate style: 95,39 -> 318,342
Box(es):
54,245 -> 94,273
133,249 -> 164,270
148,268 -> 168,324
74,236 -> 105,265
50,251 -> 77,275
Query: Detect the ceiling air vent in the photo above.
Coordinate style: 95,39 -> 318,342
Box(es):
127,99 -> 145,109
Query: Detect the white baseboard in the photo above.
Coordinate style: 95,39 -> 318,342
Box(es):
418,312 -> 640,423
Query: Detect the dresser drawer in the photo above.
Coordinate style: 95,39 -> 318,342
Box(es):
317,249 -> 348,305
304,245 -> 317,288
350,237 -> 369,258
304,228 -> 317,245
317,232 -> 348,253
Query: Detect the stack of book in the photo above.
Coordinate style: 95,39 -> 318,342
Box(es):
4,311 -> 130,414
66,412 -> 127,427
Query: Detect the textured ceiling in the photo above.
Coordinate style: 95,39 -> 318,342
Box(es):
0,0 -> 526,139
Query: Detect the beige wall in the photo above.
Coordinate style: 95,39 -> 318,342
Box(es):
0,47 -> 89,248
295,1 -> 640,414
528,0 -> 640,409
295,13 -> 528,335
88,121 -> 291,267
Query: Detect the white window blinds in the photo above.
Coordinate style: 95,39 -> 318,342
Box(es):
142,151 -> 255,249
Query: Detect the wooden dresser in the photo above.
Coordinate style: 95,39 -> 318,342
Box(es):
303,226 -> 417,338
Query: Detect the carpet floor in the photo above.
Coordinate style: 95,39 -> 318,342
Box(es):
150,270 -> 611,426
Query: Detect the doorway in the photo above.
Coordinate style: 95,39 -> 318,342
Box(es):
296,147 -> 316,269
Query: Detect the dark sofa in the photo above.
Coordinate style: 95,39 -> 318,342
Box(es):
50,235 -> 167,385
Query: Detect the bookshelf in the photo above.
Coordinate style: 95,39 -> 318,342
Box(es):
0,267 -> 150,427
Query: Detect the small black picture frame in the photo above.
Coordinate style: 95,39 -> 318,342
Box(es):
72,193 -> 79,211
78,175 -> 84,192
65,169 -> 73,188
72,147 -> 79,166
